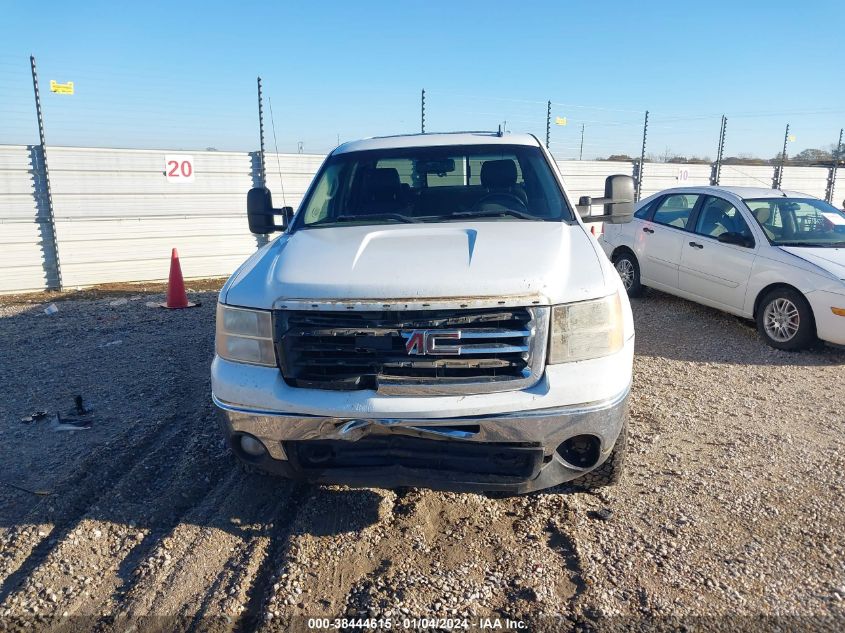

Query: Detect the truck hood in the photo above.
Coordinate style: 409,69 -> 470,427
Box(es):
780,246 -> 845,280
222,222 -> 608,309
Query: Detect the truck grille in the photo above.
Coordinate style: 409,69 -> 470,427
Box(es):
274,306 -> 548,394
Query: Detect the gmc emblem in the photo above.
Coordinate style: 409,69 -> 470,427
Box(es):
401,330 -> 462,355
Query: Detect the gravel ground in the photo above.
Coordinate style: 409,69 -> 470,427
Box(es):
0,286 -> 843,632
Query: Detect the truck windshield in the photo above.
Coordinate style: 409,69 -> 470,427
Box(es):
745,197 -> 845,247
295,144 -> 572,228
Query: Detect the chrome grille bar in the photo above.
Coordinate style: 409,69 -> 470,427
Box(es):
274,305 -> 549,395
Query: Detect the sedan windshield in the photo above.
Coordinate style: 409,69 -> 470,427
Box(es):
295,144 -> 572,228
745,197 -> 845,247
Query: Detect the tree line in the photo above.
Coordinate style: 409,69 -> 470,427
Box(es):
597,144 -> 843,166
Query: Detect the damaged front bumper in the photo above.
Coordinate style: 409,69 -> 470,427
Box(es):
212,385 -> 629,494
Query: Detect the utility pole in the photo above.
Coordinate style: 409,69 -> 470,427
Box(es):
420,89 -> 426,133
636,110 -> 649,201
579,124 -> 585,161
712,115 -> 727,186
256,76 -> 266,188
775,123 -> 790,190
545,100 -> 551,149
30,55 -> 62,290
826,127 -> 843,204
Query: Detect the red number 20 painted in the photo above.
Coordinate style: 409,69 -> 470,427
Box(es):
165,155 -> 195,182
167,160 -> 192,177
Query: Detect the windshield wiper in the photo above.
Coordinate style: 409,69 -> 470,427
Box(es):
450,208 -> 540,221
333,212 -> 419,224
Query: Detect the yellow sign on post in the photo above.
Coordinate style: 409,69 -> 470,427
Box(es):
50,80 -> 74,95
555,116 -> 567,126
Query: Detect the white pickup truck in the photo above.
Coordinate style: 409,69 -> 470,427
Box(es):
211,132 -> 636,493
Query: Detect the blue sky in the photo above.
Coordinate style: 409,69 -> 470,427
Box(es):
2,0 -> 844,160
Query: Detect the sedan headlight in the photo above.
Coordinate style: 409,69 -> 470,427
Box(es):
548,292 -> 624,363
215,304 -> 276,366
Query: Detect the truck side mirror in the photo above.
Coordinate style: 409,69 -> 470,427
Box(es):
576,196 -> 592,219
580,175 -> 635,225
603,175 -> 634,222
247,187 -> 291,234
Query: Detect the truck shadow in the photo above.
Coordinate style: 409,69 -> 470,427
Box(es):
0,295 -> 385,607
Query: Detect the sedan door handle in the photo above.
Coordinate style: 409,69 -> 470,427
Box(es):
688,241 -> 704,249
643,227 -> 655,234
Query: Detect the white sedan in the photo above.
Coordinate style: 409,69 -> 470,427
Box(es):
599,186 -> 845,350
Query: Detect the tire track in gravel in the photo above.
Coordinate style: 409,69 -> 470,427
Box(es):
93,470 -> 309,633
251,486 -> 589,630
0,349 -> 222,623
0,413 -> 189,606
256,485 -> 394,632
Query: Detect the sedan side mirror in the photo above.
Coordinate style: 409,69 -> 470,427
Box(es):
247,187 -> 292,234
579,175 -> 635,224
717,231 -> 755,248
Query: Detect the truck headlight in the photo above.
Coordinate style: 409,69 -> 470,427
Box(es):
548,292 -> 624,363
215,304 -> 276,366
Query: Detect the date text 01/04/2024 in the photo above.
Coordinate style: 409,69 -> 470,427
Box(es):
306,617 -> 528,630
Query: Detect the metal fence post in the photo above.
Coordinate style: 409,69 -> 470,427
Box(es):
30,54 -> 63,290
545,100 -> 551,149
774,123 -> 789,190
579,124 -> 585,161
635,110 -> 649,201
256,76 -> 266,188
712,115 -> 727,186
826,128 -> 843,204
420,89 -> 426,134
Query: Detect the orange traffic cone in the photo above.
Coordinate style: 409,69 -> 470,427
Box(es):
161,248 -> 198,309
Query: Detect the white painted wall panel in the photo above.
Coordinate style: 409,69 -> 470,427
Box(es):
717,165 -> 775,189
0,145 -> 55,293
0,223 -> 52,293
556,161 -> 633,201
3,143 -> 842,294
45,148 -> 259,287
779,166 -> 829,199
832,170 -> 845,209
638,163 -> 711,199
55,217 -> 264,287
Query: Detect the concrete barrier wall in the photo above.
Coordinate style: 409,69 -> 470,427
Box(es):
0,143 -> 840,293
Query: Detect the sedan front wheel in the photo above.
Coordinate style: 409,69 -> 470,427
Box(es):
756,288 -> 816,351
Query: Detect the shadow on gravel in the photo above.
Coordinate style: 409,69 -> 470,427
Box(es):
0,296 -> 383,608
631,290 -> 845,366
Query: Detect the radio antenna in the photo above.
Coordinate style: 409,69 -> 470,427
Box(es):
268,97 -> 288,207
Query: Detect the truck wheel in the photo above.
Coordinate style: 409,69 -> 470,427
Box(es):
572,422 -> 627,490
612,251 -> 643,297
755,288 -> 816,351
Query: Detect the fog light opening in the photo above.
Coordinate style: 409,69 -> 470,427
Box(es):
236,434 -> 267,459
557,435 -> 601,470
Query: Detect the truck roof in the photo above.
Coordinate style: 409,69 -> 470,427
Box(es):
333,132 -> 542,155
